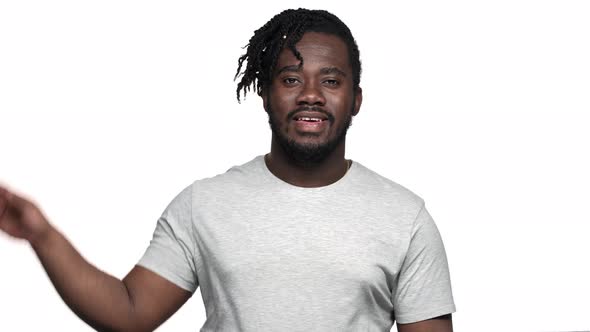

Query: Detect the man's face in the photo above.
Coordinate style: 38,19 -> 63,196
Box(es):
263,32 -> 362,164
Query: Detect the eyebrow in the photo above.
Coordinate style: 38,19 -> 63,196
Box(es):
276,65 -> 301,75
276,65 -> 347,77
320,66 -> 347,77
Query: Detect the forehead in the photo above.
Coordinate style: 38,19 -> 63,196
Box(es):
276,32 -> 351,71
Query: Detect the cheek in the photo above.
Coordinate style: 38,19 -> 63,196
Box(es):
270,92 -> 294,113
328,93 -> 353,112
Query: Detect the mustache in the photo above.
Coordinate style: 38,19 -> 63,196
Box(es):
287,106 -> 334,122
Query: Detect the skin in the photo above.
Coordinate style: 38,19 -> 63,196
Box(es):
0,185 -> 191,332
397,314 -> 453,332
0,31 -> 452,332
262,32 -> 362,188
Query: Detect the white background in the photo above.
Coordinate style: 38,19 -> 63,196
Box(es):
1,1 -> 589,331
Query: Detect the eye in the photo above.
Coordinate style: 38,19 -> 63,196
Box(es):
323,79 -> 340,86
283,77 -> 300,85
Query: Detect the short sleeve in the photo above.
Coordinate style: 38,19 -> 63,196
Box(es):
392,204 -> 456,324
137,185 -> 199,293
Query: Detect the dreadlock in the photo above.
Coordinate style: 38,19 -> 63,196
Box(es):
235,8 -> 361,102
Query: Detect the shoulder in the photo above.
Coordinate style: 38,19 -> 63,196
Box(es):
183,156 -> 266,203
158,156 -> 265,224
194,155 -> 263,186
350,161 -> 425,212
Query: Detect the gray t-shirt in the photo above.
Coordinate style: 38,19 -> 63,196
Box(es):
138,155 -> 455,331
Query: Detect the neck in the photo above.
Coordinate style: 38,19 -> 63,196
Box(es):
265,136 -> 350,188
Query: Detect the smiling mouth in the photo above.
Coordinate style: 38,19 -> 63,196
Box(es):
292,115 -> 329,135
295,116 -> 326,122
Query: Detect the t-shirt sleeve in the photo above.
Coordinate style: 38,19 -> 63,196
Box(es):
137,184 -> 199,293
392,203 -> 456,324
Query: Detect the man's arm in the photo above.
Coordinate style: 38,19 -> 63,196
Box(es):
0,185 -> 191,332
397,314 -> 453,332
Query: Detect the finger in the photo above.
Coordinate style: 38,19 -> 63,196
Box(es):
0,194 -> 6,217
3,189 -> 30,211
0,185 -> 8,201
0,191 -> 28,224
0,187 -> 8,218
0,183 -> 11,198
1,218 -> 27,239
0,199 -> 5,219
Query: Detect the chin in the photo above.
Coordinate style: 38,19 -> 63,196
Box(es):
267,107 -> 352,165
277,133 -> 344,165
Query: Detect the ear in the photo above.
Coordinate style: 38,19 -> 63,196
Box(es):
352,86 -> 363,116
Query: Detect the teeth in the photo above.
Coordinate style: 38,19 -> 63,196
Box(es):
297,117 -> 322,122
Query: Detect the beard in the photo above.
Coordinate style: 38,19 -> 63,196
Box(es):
266,102 -> 353,166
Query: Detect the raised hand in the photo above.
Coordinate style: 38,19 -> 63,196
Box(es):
0,185 -> 51,245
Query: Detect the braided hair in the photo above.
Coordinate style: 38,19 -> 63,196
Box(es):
235,8 -> 361,102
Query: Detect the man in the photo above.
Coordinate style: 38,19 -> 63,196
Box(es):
0,8 -> 455,332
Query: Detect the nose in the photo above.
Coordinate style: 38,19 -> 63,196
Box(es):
296,81 -> 326,106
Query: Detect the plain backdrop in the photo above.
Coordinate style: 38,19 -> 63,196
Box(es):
1,1 -> 589,331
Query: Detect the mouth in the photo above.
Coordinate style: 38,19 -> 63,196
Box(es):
294,116 -> 327,123
291,112 -> 330,134
291,110 -> 330,123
